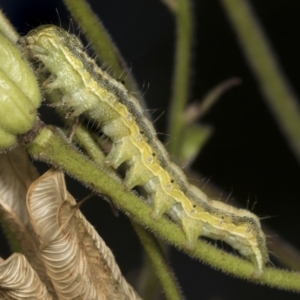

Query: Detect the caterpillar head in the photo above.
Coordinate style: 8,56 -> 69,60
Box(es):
20,25 -> 84,57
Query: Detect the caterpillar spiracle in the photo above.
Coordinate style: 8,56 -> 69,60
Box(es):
21,25 -> 269,277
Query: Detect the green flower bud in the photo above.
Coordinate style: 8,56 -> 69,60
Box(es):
0,127 -> 17,149
0,69 -> 37,134
0,31 -> 41,150
0,32 -> 40,105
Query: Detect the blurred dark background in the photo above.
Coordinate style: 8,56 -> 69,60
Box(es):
0,1 -> 300,299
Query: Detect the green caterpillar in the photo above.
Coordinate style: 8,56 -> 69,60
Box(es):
21,25 -> 269,276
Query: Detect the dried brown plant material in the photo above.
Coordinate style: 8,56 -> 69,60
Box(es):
0,149 -> 141,299
0,148 -> 56,297
27,169 -> 141,300
0,253 -> 53,300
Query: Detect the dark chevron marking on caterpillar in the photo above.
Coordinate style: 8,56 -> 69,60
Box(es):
21,25 -> 269,276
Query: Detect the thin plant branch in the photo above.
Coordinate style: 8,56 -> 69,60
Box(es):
168,0 -> 193,158
0,9 -> 19,43
221,0 -> 300,164
133,223 -> 183,300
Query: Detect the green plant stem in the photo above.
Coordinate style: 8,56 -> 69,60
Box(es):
25,125 -> 300,292
168,0 -> 193,158
221,0 -> 300,164
133,223 -> 183,300
62,0 -> 141,97
0,9 -> 19,43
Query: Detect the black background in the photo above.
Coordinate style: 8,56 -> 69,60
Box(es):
0,1 -> 300,299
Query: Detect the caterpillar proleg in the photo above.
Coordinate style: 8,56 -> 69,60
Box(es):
21,25 -> 269,276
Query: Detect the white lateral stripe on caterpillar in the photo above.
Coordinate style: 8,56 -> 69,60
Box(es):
21,25 -> 269,276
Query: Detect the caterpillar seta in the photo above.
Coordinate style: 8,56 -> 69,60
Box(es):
20,25 -> 269,277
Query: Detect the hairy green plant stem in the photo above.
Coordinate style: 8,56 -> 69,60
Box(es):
133,223 -> 183,300
0,9 -> 19,43
221,0 -> 300,164
26,125 -> 300,293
